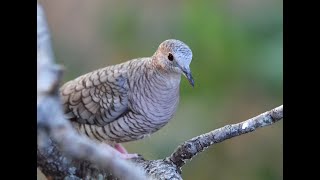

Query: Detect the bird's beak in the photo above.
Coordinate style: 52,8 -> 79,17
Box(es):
180,66 -> 194,87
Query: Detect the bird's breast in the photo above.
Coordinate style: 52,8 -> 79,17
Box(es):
130,79 -> 180,124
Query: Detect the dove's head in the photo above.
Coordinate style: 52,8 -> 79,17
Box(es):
153,39 -> 194,87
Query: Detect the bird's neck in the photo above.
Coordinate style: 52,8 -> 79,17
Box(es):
147,59 -> 181,89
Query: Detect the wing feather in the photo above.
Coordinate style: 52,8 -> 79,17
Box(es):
60,65 -> 129,126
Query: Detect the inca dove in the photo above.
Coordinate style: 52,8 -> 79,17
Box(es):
60,39 -> 194,156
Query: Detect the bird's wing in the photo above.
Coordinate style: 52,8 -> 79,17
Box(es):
60,66 -> 129,126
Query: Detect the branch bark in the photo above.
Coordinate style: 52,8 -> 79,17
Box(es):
37,3 -> 283,180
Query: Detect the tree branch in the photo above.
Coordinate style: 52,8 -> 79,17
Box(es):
37,4 -> 148,180
168,105 -> 283,169
37,3 -> 282,180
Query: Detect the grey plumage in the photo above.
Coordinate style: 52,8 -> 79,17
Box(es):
60,39 -> 194,144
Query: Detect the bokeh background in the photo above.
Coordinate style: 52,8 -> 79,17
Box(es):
38,0 -> 283,179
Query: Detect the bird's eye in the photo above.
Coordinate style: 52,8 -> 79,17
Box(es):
168,53 -> 174,61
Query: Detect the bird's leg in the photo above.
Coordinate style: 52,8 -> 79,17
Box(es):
114,143 -> 128,154
114,143 -> 138,159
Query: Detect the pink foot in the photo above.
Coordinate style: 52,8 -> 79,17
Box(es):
114,143 -> 128,154
114,143 -> 138,159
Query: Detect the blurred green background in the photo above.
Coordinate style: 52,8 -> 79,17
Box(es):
38,0 -> 282,179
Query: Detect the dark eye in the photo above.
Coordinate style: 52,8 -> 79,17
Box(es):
168,53 -> 174,61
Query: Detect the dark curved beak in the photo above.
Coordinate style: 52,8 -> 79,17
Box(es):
182,68 -> 194,87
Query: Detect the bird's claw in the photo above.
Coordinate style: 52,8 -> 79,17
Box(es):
114,143 -> 139,159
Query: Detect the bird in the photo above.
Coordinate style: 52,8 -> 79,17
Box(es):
59,39 -> 194,158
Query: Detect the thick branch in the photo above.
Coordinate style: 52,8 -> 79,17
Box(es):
169,105 -> 283,169
37,4 -> 148,180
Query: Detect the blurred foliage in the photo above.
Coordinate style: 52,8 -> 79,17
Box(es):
39,0 -> 282,179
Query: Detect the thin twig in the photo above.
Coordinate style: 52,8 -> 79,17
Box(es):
169,105 -> 283,169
